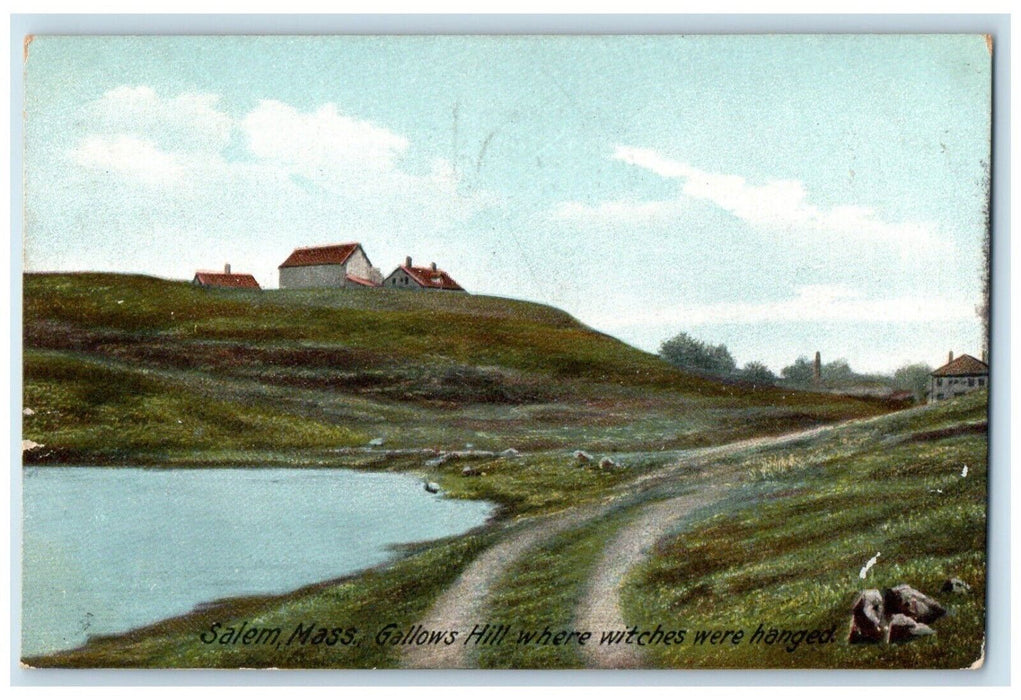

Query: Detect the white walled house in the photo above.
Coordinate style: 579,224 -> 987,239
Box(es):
383,257 -> 466,292
278,243 -> 383,289
929,353 -> 989,402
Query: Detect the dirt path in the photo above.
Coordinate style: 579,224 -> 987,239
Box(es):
401,506 -> 605,669
626,418 -> 867,492
575,488 -> 726,668
574,415 -> 890,668
404,416 -> 882,669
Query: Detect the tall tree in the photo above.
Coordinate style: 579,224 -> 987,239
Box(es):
741,361 -> 777,386
781,356 -> 815,383
659,331 -> 736,376
893,363 -> 934,402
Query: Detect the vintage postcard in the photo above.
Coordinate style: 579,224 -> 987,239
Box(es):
19,34 -> 991,670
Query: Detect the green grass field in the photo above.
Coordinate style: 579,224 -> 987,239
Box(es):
28,390 -> 987,669
622,391 -> 988,669
23,272 -> 892,466
22,272 -> 985,670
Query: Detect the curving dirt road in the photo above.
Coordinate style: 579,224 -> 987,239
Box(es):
403,417 -> 880,669
575,488 -> 726,668
401,505 -> 608,669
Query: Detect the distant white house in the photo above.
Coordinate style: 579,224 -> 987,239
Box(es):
383,257 -> 465,292
929,353 -> 989,402
278,242 -> 383,289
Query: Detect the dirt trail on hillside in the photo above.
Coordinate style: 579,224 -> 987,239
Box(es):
404,416 -> 882,669
627,419 -> 869,492
574,416 -> 889,668
575,488 -> 726,668
401,505 -> 607,669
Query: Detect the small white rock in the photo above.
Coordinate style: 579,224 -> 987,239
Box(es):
368,437 -> 385,447
23,407 -> 35,416
598,457 -> 619,470
22,440 -> 44,452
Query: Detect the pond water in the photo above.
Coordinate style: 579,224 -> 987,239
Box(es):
21,467 -> 493,657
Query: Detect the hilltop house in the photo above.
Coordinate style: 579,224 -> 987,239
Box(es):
278,242 -> 383,289
192,264 -> 261,289
383,257 -> 465,292
929,352 -> 989,402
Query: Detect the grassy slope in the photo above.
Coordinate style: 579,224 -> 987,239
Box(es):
22,272 -> 891,465
621,391 -> 988,669
24,272 -> 944,670
30,391 -> 988,669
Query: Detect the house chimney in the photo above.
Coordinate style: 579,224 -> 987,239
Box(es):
405,256 -> 412,268
224,263 -> 231,274
982,349 -> 987,363
430,262 -> 437,272
813,351 -> 821,384
948,350 -> 954,364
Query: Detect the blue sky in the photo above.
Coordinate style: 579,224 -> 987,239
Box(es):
23,35 -> 990,374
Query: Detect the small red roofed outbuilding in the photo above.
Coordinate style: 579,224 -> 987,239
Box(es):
192,264 -> 261,290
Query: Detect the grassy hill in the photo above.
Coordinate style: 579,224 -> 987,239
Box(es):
27,387 -> 987,670
621,390 -> 989,669
22,272 -> 895,466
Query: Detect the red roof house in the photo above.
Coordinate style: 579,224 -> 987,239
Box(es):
929,352 -> 989,402
383,257 -> 465,292
192,264 -> 261,289
278,242 -> 383,289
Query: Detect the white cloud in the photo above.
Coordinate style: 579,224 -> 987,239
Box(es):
611,146 -> 946,253
586,284 -> 976,328
551,198 -> 684,224
242,100 -> 410,180
237,100 -> 492,232
50,90 -> 498,287
69,135 -> 184,185
87,85 -> 233,153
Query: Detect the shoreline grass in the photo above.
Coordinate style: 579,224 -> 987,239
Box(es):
25,529 -> 500,669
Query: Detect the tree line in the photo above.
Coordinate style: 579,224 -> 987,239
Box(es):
658,331 -> 932,400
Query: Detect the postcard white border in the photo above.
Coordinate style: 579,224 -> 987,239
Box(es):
6,12 -> 1012,689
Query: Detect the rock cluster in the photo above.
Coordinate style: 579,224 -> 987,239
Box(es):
426,448 -> 520,469
849,583 -> 958,644
573,450 -> 626,470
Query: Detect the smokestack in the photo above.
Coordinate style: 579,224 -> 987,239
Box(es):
405,256 -> 412,268
948,350 -> 954,364
430,262 -> 437,272
813,351 -> 821,384
224,263 -> 231,274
